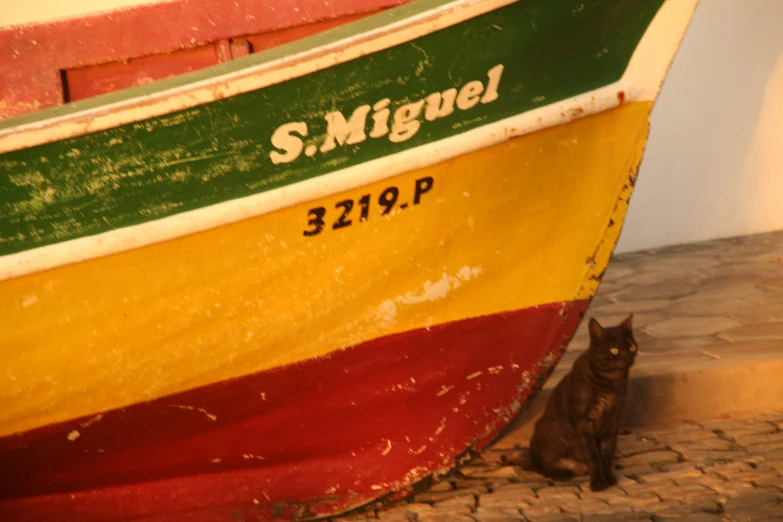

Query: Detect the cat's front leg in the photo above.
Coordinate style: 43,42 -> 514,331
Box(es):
600,435 -> 618,486
578,421 -> 609,491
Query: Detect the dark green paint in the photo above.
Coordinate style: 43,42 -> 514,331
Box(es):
0,0 -> 664,256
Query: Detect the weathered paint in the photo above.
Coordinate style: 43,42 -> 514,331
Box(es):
0,300 -> 586,522
0,0 -> 700,518
0,0 -> 407,118
0,102 -> 652,440
0,0 -> 664,258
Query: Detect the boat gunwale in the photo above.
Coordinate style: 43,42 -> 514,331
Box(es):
0,0 -> 517,152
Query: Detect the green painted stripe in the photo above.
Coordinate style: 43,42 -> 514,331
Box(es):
0,0 -> 664,257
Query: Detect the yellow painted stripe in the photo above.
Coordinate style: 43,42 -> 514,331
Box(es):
0,102 -> 651,437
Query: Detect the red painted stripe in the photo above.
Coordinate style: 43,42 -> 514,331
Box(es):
0,0 -> 409,118
0,300 -> 587,521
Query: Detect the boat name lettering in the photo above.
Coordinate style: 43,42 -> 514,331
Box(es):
270,64 -> 504,165
303,176 -> 434,237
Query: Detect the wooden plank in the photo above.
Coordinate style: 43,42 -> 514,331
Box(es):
0,0 -> 409,118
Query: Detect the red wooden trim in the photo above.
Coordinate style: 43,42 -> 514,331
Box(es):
65,43 -> 222,102
0,0 -> 411,118
0,300 -> 587,521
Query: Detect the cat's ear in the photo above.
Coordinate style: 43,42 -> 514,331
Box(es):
588,317 -> 606,342
621,313 -> 634,331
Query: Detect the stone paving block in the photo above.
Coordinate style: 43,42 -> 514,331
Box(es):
641,254 -> 724,272
645,497 -> 721,518
591,299 -> 673,315
680,450 -> 749,466
663,514 -> 722,522
521,514 -> 579,522
696,473 -> 729,490
642,424 -> 707,438
600,264 -> 638,282
535,486 -> 580,502
432,494 -> 476,511
746,441 -> 783,453
622,480 -> 673,496
378,503 -> 435,520
619,464 -> 658,479
669,296 -> 759,318
470,506 -> 523,521
376,512 -> 413,522
415,488 -> 484,504
671,438 -> 735,452
704,480 -> 755,497
452,478 -> 490,490
757,277 -> 783,291
758,459 -> 783,473
723,490 -> 782,511
559,499 -> 614,515
653,484 -> 714,502
729,301 -> 783,324
578,487 -> 628,502
617,450 -> 681,467
701,461 -> 754,476
752,475 -> 783,489
640,466 -> 704,485
618,436 -> 667,456
759,449 -> 783,462
719,321 -> 783,342
725,503 -> 783,520
731,469 -> 783,485
619,269 -> 703,287
605,492 -> 661,510
579,511 -> 644,522
614,285 -> 697,302
644,317 -> 741,339
478,488 -> 534,509
418,512 -> 475,522
715,422 -> 779,439
520,504 -> 564,521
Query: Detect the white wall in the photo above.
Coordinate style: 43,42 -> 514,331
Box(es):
616,0 -> 783,253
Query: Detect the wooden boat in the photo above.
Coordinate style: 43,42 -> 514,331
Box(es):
0,0 -> 698,520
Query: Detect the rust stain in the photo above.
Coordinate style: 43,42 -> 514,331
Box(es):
616,90 -> 626,104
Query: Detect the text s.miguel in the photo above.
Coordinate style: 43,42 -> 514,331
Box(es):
269,64 -> 504,165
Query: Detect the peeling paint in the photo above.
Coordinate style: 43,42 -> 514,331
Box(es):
170,404 -> 217,422
435,384 -> 454,397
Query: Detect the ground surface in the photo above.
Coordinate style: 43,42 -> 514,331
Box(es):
334,232 -> 783,522
339,410 -> 783,522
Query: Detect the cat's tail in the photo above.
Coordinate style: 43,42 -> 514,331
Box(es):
501,447 -> 535,471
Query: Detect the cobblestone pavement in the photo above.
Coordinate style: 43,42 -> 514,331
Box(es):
337,410 -> 783,522
333,232 -> 783,522
568,230 -> 783,367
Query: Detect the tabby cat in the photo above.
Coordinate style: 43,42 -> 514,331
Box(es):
528,314 -> 637,491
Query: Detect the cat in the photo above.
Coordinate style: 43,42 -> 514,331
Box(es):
528,314 -> 637,491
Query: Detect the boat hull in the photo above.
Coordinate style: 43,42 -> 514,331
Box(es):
0,0 -> 699,517
0,102 -> 650,520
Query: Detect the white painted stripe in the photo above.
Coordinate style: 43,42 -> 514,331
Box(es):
0,0 -> 698,282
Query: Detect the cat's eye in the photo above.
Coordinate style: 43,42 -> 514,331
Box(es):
630,344 -> 637,352
610,347 -> 619,355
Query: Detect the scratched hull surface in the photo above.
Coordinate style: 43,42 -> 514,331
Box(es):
0,0 -> 698,520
